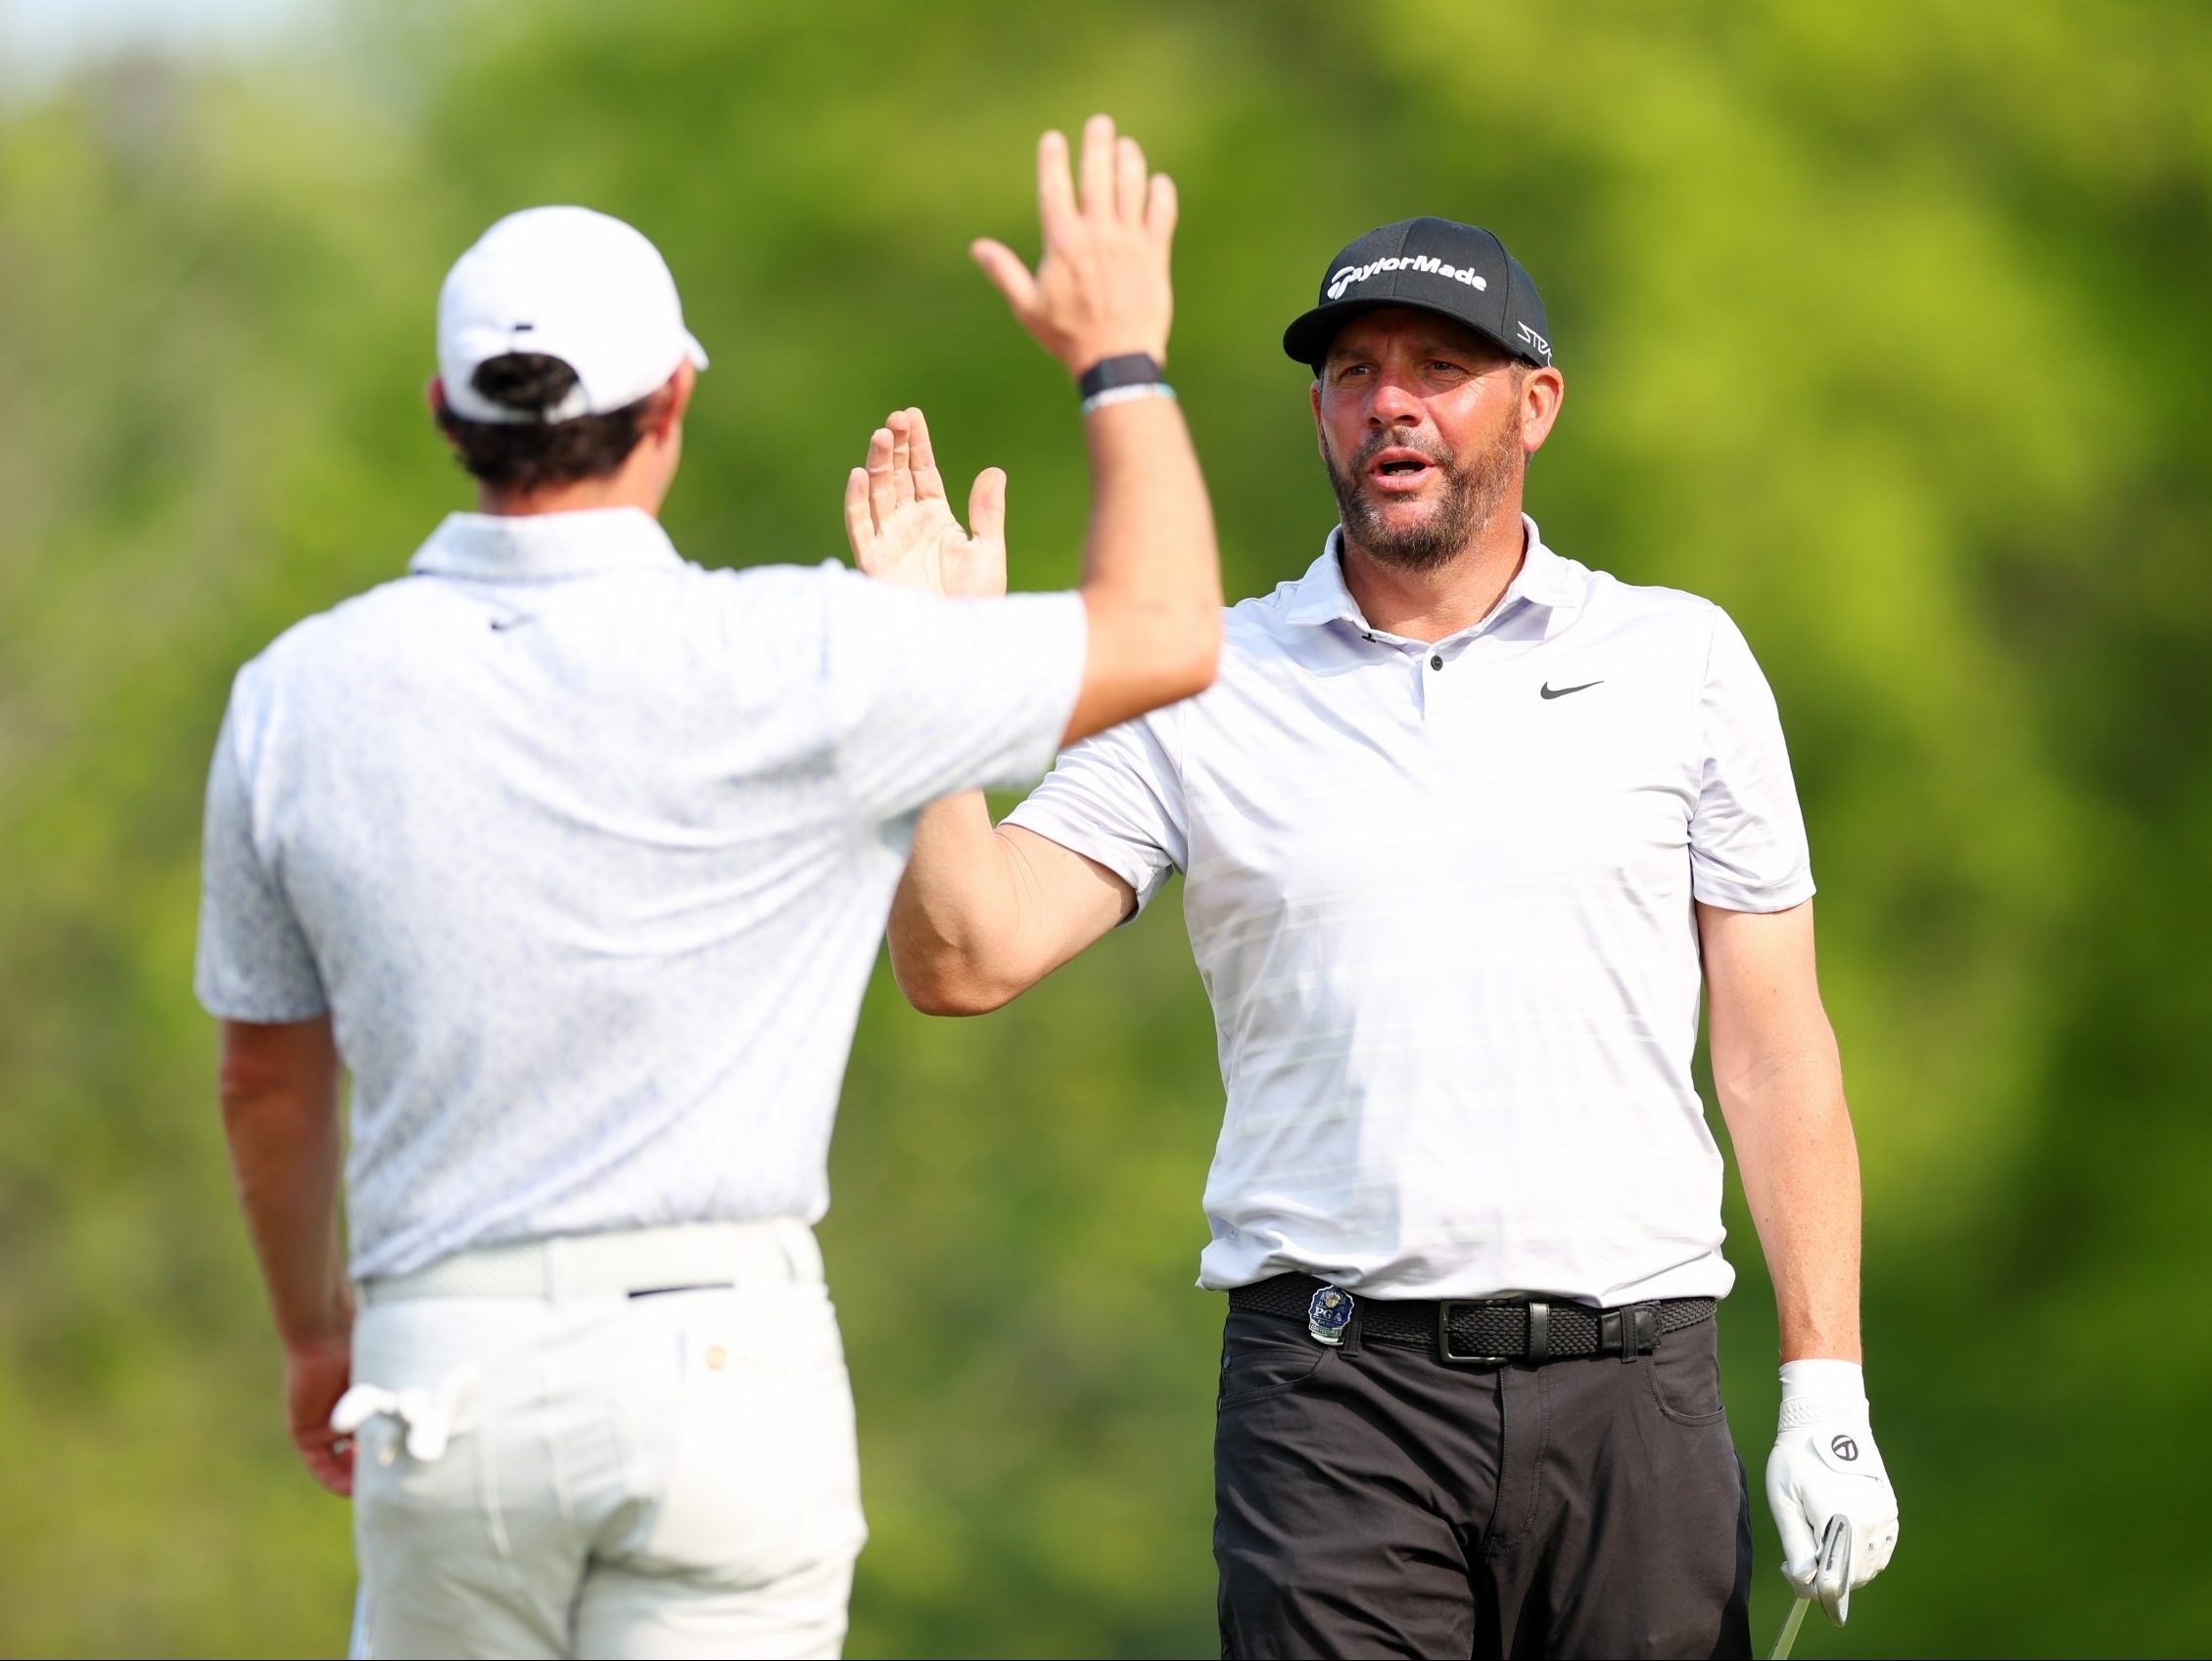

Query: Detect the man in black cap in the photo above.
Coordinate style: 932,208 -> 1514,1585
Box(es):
874,217 -> 1901,1657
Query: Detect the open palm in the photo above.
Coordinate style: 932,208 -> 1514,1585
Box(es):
843,407 -> 1007,599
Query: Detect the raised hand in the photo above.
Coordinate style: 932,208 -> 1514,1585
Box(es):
970,114 -> 1178,376
843,407 -> 1007,599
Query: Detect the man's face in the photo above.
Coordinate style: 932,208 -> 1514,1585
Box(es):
1311,308 -> 1541,570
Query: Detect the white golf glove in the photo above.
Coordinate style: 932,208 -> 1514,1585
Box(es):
1765,1359 -> 1900,1600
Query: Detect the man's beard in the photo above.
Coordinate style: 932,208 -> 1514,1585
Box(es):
1324,411 -> 1523,572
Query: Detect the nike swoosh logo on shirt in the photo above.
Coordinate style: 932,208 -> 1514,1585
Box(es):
489,614 -> 536,633
1539,680 -> 1603,699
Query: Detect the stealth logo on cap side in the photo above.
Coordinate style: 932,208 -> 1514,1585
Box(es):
1515,320 -> 1553,362
1326,255 -> 1489,302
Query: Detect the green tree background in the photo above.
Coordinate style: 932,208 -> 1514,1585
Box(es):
2,1 -> 2207,1654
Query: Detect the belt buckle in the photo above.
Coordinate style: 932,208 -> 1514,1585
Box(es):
1436,1298 -> 1518,1367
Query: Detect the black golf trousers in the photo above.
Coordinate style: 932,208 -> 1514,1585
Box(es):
1213,1305 -> 1753,1659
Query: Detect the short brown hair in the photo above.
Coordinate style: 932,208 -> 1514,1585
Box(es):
436,354 -> 662,492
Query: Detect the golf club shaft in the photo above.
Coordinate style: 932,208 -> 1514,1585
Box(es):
1768,1596 -> 1811,1660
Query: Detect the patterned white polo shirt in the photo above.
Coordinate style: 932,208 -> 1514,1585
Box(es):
1005,516 -> 1812,1305
197,508 -> 1084,1278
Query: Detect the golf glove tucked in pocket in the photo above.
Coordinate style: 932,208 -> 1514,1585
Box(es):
332,1368 -> 477,1463
1765,1358 -> 1900,1598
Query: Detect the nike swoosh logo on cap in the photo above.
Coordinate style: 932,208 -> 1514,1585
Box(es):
1539,680 -> 1602,699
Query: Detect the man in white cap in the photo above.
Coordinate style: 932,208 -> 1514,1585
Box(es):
199,116 -> 1212,1658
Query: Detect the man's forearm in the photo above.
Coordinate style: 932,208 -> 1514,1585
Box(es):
1079,393 -> 1218,617
220,1021 -> 351,1347
890,791 -> 1018,1013
1065,394 -> 1222,741
1718,1042 -> 1863,1362
1734,1033 -> 1902,1602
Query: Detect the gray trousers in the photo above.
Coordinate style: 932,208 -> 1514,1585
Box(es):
1213,1305 -> 1752,1659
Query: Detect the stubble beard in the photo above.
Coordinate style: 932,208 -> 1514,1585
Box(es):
1324,408 -> 1525,573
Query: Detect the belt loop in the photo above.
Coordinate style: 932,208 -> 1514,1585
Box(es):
1341,1300 -> 1364,1358
1525,1301 -> 1550,1363
777,1219 -> 823,1284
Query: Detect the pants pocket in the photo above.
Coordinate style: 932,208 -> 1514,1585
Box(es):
353,1419 -> 563,1655
634,1297 -> 866,1585
1216,1311 -> 1336,1408
1644,1322 -> 1729,1426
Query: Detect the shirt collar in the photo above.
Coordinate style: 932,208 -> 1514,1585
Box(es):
408,507 -> 684,583
1281,513 -> 1583,633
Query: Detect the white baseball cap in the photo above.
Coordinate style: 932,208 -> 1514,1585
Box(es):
437,206 -> 709,425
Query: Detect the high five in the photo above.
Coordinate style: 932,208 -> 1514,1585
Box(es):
846,115 -> 1219,738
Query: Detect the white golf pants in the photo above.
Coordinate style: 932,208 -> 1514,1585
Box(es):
343,1220 -> 866,1659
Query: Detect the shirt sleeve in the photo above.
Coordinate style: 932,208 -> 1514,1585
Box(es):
1002,703 -> 1188,921
1689,607 -> 1816,913
818,567 -> 1089,825
194,681 -> 330,1021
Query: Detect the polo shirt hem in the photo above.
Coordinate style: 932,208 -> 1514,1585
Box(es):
1195,1269 -> 1740,1304
195,986 -> 333,1023
990,593 -> 1090,789
1690,873 -> 1818,914
1000,803 -> 1170,921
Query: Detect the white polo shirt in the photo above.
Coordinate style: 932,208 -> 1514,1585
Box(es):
1005,516 -> 1812,1305
196,508 -> 1085,1279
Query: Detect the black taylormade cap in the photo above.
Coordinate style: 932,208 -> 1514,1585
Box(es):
1282,217 -> 1553,371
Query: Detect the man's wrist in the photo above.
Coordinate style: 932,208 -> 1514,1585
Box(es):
1778,1358 -> 1865,1394
1067,342 -> 1168,381
276,1291 -> 355,1352
1076,352 -> 1174,419
1076,352 -> 1164,396
1080,383 -> 1177,418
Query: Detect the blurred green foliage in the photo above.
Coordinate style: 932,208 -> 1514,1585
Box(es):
2,1 -> 2208,1654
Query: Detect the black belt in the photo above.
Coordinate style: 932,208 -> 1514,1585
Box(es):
1229,1273 -> 1716,1365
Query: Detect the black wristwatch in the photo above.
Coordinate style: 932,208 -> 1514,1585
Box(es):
1076,353 -> 1173,416
1077,353 -> 1166,400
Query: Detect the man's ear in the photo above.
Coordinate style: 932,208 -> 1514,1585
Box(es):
647,361 -> 697,443
1519,365 -> 1565,455
1310,379 -> 1329,462
427,375 -> 469,462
